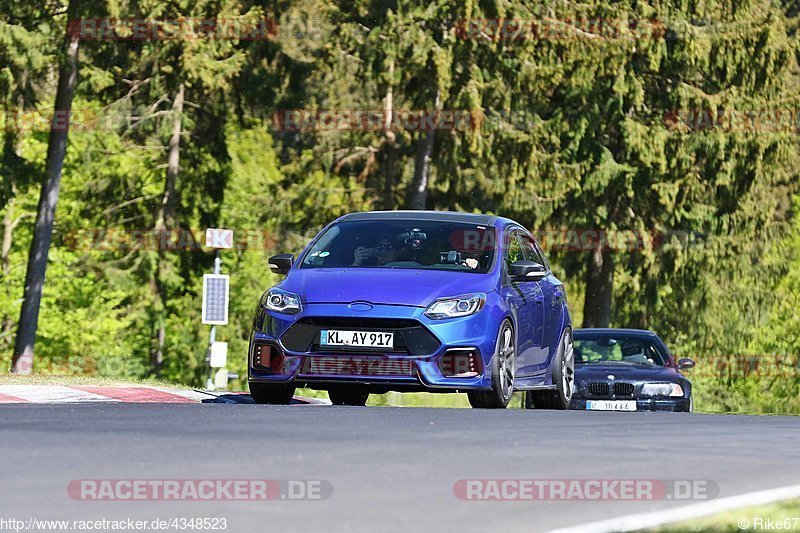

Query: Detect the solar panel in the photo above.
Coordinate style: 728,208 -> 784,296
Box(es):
202,274 -> 229,325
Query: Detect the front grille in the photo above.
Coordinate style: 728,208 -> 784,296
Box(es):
281,317 -> 440,355
587,382 -> 610,397
301,317 -> 418,328
614,383 -> 635,397
300,356 -> 414,377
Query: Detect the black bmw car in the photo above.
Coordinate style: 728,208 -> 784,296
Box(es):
570,329 -> 695,412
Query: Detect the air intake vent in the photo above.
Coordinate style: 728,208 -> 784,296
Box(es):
588,382 -> 610,397
614,383 -> 635,397
300,357 -> 414,377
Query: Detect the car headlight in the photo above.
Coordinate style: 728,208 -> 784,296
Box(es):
641,383 -> 684,397
424,293 -> 486,320
263,288 -> 302,314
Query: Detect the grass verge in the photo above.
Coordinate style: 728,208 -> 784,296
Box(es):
649,498 -> 800,532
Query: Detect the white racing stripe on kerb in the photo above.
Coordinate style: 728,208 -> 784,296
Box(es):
150,387 -> 215,401
0,385 -> 117,403
298,396 -> 333,405
548,484 -> 800,533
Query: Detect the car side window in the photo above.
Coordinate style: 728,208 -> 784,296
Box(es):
534,241 -> 551,271
518,233 -> 546,267
504,230 -> 523,272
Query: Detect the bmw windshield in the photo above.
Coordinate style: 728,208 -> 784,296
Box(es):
300,220 -> 496,274
574,336 -> 670,367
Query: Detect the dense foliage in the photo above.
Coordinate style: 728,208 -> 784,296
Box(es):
1,0 -> 798,411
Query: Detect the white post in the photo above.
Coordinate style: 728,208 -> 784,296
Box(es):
205,249 -> 221,389
203,228 -> 232,390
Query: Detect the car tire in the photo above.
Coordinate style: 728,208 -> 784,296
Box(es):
328,388 -> 370,406
468,320 -> 515,409
525,328 -> 574,410
249,382 -> 296,405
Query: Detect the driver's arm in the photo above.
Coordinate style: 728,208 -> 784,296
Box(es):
353,246 -> 370,266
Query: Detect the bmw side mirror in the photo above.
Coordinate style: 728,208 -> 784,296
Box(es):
269,254 -> 294,275
677,357 -> 696,369
510,260 -> 547,281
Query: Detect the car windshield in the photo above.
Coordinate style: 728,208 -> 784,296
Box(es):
574,336 -> 670,366
300,220 -> 496,274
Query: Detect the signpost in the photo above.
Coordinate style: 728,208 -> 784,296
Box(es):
205,228 -> 233,249
210,341 -> 229,389
209,341 -> 228,368
203,229 -> 233,389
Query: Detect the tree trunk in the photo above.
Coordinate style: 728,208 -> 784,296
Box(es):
1,72 -> 28,208
11,5 -> 80,374
582,242 -> 614,328
2,202 -> 15,277
1,203 -> 18,350
151,83 -> 184,377
409,91 -> 440,210
382,60 -> 395,210
1,127 -> 17,208
155,83 -> 184,233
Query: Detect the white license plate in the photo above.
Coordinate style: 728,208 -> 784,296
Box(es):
586,400 -> 637,411
320,330 -> 394,349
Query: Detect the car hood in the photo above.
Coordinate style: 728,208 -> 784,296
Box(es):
575,363 -> 680,382
280,268 -> 496,307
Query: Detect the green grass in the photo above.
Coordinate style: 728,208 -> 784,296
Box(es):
296,387 -> 476,407
649,498 -> 800,532
686,372 -> 800,416
368,391 -> 473,408
295,388 -> 528,408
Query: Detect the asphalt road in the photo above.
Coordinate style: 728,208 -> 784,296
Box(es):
1,404 -> 798,532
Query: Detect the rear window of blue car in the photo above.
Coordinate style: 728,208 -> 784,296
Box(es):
300,220 -> 497,274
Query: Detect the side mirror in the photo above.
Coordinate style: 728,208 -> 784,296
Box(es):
677,357 -> 696,370
510,260 -> 547,281
268,254 -> 294,275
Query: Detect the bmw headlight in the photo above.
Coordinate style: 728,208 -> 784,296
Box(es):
641,383 -> 684,397
424,293 -> 486,320
263,288 -> 302,314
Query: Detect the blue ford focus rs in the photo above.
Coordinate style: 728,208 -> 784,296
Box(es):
248,211 -> 574,409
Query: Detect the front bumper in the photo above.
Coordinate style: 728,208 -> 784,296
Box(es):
248,302 -> 501,392
569,397 -> 692,412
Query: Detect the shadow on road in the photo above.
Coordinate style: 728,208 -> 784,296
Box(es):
200,393 -> 326,405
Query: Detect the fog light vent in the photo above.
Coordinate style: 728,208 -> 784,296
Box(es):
253,343 -> 285,373
439,349 -> 481,378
